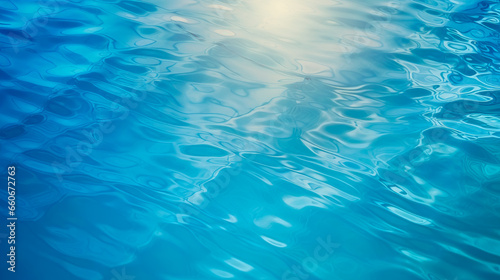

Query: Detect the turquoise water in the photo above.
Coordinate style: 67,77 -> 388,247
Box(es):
1,0 -> 500,279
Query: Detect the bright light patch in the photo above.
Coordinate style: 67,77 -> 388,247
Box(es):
252,0 -> 307,31
234,0 -> 315,40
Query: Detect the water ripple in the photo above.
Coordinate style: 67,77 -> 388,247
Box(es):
1,0 -> 500,279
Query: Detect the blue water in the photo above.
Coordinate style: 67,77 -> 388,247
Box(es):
1,0 -> 500,279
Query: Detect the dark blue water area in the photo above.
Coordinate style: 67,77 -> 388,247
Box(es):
0,0 -> 500,279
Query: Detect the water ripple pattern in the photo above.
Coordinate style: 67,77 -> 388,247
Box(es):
1,0 -> 499,279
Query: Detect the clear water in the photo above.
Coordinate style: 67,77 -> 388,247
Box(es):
1,0 -> 500,279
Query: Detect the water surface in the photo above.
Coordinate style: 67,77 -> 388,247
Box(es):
1,0 -> 500,279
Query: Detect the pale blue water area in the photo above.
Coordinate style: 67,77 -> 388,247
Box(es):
0,0 -> 499,279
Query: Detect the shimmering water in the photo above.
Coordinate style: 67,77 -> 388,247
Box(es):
1,0 -> 500,279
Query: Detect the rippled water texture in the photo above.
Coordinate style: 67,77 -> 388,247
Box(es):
1,0 -> 500,279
